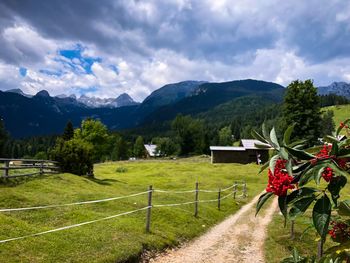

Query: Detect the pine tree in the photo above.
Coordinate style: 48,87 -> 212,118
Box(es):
133,136 -> 145,158
62,121 -> 74,141
282,80 -> 322,145
0,118 -> 8,156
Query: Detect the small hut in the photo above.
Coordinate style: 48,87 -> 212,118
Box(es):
210,139 -> 271,164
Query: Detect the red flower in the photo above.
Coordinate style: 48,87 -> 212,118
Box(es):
340,122 -> 345,128
329,221 -> 350,242
316,145 -> 332,159
321,167 -> 334,182
266,159 -> 295,196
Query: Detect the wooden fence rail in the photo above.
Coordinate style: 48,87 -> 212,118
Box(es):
0,158 -> 59,178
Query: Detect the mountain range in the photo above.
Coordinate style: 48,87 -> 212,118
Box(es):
0,79 -> 348,138
317,82 -> 350,99
5,89 -> 139,108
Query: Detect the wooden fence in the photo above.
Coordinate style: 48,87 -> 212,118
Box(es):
0,158 -> 59,178
0,181 -> 247,243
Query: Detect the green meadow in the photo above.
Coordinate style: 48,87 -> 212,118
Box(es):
0,157 -> 266,262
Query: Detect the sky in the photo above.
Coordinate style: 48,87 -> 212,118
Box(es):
0,0 -> 350,101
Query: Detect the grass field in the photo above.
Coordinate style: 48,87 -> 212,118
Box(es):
324,104 -> 350,128
0,157 -> 266,262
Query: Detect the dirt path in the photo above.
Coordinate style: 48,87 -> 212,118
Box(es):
148,193 -> 278,263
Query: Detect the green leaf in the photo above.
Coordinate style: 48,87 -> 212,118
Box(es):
299,167 -> 318,186
330,142 -> 339,156
338,200 -> 350,216
329,162 -> 350,177
283,124 -> 295,146
324,135 -> 340,144
315,166 -> 325,185
278,195 -> 288,224
285,146 -> 315,160
280,147 -> 289,160
262,122 -> 270,142
269,154 -> 280,174
287,187 -> 318,205
254,143 -> 271,149
270,127 -> 280,149
251,130 -> 268,144
327,176 -> 347,206
293,162 -> 311,174
258,161 -> 269,174
288,139 -> 308,148
289,196 -> 316,218
256,192 -> 274,216
286,159 -> 293,176
312,194 -> 332,239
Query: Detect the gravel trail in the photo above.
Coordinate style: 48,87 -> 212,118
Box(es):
148,193 -> 278,263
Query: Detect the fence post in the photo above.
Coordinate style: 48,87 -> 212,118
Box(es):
233,181 -> 237,199
146,185 -> 153,233
194,182 -> 199,217
243,181 -> 247,198
218,188 -> 221,210
39,161 -> 44,175
4,160 -> 9,178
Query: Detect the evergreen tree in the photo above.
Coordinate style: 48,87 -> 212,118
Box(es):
172,114 -> 205,155
62,121 -> 74,141
133,136 -> 145,158
218,126 -> 233,146
320,110 -> 335,137
0,118 -> 8,156
282,80 -> 322,145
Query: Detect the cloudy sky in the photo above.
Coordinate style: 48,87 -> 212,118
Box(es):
0,0 -> 349,101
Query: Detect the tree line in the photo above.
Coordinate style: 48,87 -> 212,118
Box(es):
0,80 -> 348,176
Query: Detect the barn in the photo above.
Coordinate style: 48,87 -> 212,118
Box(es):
210,139 -> 271,164
144,144 -> 159,158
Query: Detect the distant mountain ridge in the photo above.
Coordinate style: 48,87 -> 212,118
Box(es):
5,89 -> 139,108
0,79 -> 286,138
318,82 -> 350,99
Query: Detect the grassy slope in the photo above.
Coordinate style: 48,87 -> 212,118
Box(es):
265,105 -> 350,262
0,157 -> 266,263
324,104 -> 350,127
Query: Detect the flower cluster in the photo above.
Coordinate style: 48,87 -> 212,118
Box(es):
321,167 -> 334,182
316,145 -> 332,159
340,122 -> 349,129
329,220 -> 350,242
266,159 -> 295,196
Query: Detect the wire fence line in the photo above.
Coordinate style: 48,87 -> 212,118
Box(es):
0,182 -> 246,212
0,206 -> 150,244
0,180 -> 247,244
0,191 -> 151,212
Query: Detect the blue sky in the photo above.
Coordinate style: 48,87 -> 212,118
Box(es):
0,0 -> 350,101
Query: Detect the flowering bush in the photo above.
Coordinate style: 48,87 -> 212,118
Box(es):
254,120 -> 350,262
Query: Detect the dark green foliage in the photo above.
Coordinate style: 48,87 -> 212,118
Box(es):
152,137 -> 179,156
133,136 -> 145,158
74,119 -> 111,162
2,135 -> 57,158
282,80 -> 322,145
51,138 -> 93,176
62,121 -> 74,141
171,115 -> 205,155
319,94 -> 349,107
320,110 -> 335,137
218,126 -> 233,146
110,135 -> 129,161
0,117 -> 8,156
